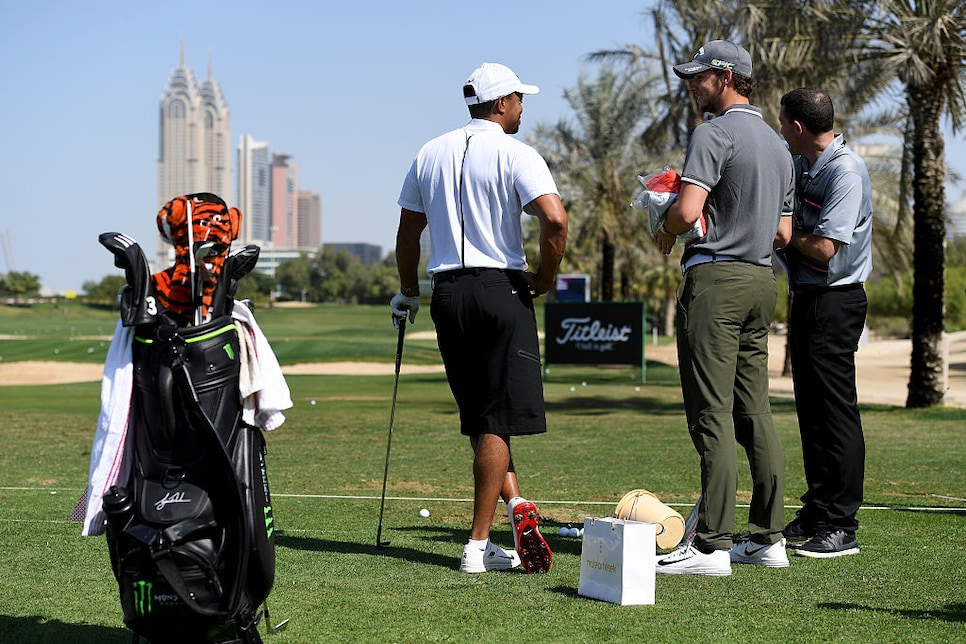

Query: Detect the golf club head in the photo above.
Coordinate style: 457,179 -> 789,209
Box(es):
270,618 -> 290,632
677,495 -> 701,548
261,602 -> 290,633
377,539 -> 391,549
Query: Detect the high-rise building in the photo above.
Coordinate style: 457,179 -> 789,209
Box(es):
156,43 -> 231,269
297,190 -> 322,250
270,153 -> 298,248
237,134 -> 271,245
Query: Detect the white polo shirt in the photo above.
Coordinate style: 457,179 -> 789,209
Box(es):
398,118 -> 559,274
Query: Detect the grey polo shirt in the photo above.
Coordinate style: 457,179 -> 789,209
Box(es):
784,134 -> 873,287
680,105 -> 795,269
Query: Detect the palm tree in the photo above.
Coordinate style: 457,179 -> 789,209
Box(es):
859,0 -> 966,406
530,64 -> 663,301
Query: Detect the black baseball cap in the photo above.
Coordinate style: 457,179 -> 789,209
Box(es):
673,40 -> 753,79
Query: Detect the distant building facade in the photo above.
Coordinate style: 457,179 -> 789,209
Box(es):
270,154 -> 298,249
156,44 -> 231,269
326,243 -> 383,266
297,191 -> 322,250
237,134 -> 271,245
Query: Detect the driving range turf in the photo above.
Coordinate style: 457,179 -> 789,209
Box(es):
0,303 -> 963,642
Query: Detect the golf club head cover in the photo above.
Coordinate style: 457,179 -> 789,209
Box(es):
208,244 -> 261,318
153,193 -> 242,324
98,232 -> 158,327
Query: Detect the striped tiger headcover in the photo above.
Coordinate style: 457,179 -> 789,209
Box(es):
151,193 -> 242,322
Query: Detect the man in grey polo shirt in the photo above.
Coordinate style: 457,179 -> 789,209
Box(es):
654,40 -> 795,576
777,87 -> 873,558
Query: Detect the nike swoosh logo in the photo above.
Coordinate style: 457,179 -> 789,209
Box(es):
742,544 -> 769,555
511,289 -> 519,294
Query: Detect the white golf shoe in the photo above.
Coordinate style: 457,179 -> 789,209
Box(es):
730,538 -> 790,567
655,543 -> 732,576
459,540 -> 521,573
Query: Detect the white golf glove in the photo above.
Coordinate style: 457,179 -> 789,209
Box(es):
390,292 -> 420,328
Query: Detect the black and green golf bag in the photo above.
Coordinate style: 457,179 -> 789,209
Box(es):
98,228 -> 276,644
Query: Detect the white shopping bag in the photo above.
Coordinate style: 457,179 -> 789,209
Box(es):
578,517 -> 655,605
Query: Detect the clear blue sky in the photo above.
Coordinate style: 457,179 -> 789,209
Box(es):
1,1 -> 963,293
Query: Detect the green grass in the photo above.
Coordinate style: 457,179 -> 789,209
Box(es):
0,303 -> 964,643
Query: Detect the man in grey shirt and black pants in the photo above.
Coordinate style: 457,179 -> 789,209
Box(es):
654,40 -> 795,576
778,87 -> 873,558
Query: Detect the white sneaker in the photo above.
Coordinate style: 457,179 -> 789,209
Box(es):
655,544 -> 732,576
730,538 -> 790,568
459,540 -> 521,573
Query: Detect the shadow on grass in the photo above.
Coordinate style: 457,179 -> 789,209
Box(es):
547,585 -> 581,599
277,520 -> 588,568
819,602 -> 966,623
0,616 -> 129,643
546,394 -> 682,415
277,532 -> 454,570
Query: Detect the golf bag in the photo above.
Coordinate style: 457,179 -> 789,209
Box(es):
96,193 -> 276,643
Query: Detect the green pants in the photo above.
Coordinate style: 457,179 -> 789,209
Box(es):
676,261 -> 785,550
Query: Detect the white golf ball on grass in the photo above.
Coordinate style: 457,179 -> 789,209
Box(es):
419,508 -> 430,518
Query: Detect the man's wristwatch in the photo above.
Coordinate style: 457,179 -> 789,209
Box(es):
400,285 -> 419,297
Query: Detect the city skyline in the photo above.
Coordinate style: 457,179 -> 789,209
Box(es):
159,50 -> 324,279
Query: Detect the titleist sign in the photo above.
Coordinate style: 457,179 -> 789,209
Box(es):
555,317 -> 633,347
545,302 -> 644,366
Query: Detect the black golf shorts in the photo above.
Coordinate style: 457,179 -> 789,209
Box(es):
430,268 -> 547,436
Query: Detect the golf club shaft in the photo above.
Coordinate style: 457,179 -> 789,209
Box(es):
377,318 -> 407,546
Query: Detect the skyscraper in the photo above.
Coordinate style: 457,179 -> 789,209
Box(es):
237,134 -> 271,245
270,153 -> 298,249
156,43 -> 231,269
297,190 -> 322,250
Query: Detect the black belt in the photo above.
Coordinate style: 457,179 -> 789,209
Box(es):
792,283 -> 863,294
431,267 -> 508,287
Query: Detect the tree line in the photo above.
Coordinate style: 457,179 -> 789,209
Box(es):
521,0 -> 964,408
5,1 -> 963,408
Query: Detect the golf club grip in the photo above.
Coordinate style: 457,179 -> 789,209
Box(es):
394,318 -> 406,373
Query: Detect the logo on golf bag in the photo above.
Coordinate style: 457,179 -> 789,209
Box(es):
264,505 -> 275,539
154,491 -> 192,512
132,580 -> 153,617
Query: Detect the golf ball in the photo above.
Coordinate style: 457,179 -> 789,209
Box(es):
570,386 -> 576,392
581,381 -> 587,387
419,508 -> 430,518
559,527 -> 569,536
569,527 -> 581,538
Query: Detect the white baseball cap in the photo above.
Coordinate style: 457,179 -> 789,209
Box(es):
463,62 -> 539,105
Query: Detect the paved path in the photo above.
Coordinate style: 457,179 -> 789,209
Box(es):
644,331 -> 966,409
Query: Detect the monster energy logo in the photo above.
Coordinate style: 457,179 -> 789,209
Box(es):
132,580 -> 152,616
264,505 -> 274,538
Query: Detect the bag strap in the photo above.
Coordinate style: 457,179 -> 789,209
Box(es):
125,519 -> 229,617
166,334 -> 252,619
